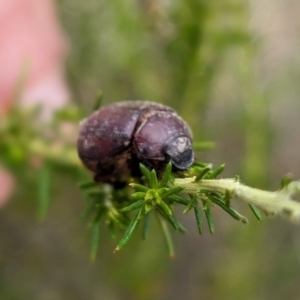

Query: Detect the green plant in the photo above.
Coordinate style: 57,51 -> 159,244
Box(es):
80,159 -> 300,259
2,104 -> 300,260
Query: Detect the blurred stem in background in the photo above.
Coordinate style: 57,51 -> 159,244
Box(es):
239,42 -> 271,187
59,0 -> 241,140
210,2 -> 272,299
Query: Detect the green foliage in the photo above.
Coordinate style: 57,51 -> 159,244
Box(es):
4,101 -> 300,262
78,160 -> 264,259
1,95 -> 251,259
0,105 -> 82,224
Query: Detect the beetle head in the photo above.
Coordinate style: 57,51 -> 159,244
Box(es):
165,136 -> 194,170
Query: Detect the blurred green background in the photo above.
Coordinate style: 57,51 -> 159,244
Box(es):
1,0 -> 300,299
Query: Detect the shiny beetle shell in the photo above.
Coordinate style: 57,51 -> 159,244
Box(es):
77,101 -> 194,184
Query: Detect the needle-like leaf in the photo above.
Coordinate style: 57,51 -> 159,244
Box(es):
194,200 -> 203,234
158,200 -> 173,216
129,183 -> 149,193
204,163 -> 225,179
131,192 -> 146,201
150,169 -> 158,189
202,200 -> 215,234
159,186 -> 185,198
195,166 -> 212,182
142,213 -> 151,240
114,208 -> 143,252
168,195 -> 189,205
158,215 -> 175,258
92,90 -> 103,111
208,194 -> 248,224
139,163 -> 151,182
120,199 -> 145,212
90,222 -> 100,262
183,194 -> 197,214
280,174 -> 293,190
159,162 -> 172,188
157,207 -> 179,230
249,204 -> 263,221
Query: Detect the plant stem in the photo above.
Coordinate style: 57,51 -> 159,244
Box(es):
174,177 -> 300,223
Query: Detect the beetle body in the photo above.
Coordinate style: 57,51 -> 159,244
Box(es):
77,101 -> 193,184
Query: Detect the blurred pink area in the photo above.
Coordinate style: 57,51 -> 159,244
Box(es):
0,0 -> 70,119
0,0 -> 70,207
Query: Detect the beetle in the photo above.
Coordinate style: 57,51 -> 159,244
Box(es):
77,101 -> 194,185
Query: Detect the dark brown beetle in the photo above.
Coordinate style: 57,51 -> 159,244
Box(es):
77,101 -> 193,185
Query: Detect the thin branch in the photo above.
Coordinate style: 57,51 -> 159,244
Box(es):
174,177 -> 300,223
